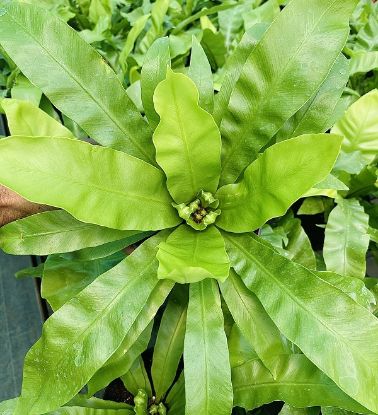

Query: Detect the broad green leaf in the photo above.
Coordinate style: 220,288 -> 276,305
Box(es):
87,323 -> 152,396
0,398 -> 134,415
61,232 -> 152,262
151,287 -> 187,400
220,270 -> 291,373
141,37 -> 170,129
200,29 -> 227,71
121,356 -> 152,397
233,354 -> 369,413
225,232 -> 378,414
188,36 -> 214,114
14,234 -> 170,415
243,0 -> 280,31
216,134 -> 342,233
53,407 -> 134,414
228,324 -> 258,369
184,280 -> 233,415
213,23 -> 268,125
15,263 -> 44,279
331,89 -> 378,163
0,398 -> 17,414
0,210 -> 138,255
88,0 -> 111,26
298,197 -> 328,215
219,0 -> 358,184
87,278 -> 173,396
350,51 -> 378,75
68,395 -> 133,411
156,224 -> 230,283
139,0 -> 170,54
283,218 -> 316,269
2,98 -> 74,138
334,151 -> 369,175
119,14 -> 150,74
11,73 -> 42,107
165,373 -> 185,415
347,165 -> 378,199
369,226 -> 378,244
41,251 -> 125,310
355,14 -> 378,51
322,409 -> 356,415
218,5 -> 244,52
324,198 -> 370,279
153,69 -> 221,203
0,136 -> 180,231
275,54 -> 349,142
313,174 -> 349,191
0,2 -> 155,162
316,271 -> 376,310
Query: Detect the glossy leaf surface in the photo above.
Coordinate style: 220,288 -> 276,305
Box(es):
87,323 -> 152,396
350,51 -> 378,75
2,98 -> 74,138
216,134 -> 342,233
220,270 -> 290,373
140,37 -> 170,129
331,89 -> 378,163
121,357 -> 152,397
316,271 -> 375,310
188,36 -> 214,113
0,2 -> 154,161
156,225 -> 229,283
151,287 -> 187,400
275,54 -> 349,142
324,198 -> 370,279
0,136 -> 179,231
87,279 -> 173,396
14,235 -> 168,415
41,251 -> 125,311
233,354 -> 369,413
213,23 -> 268,126
153,69 -> 221,203
220,0 -> 357,184
165,373 -> 185,415
225,232 -> 378,413
0,210 -> 138,255
184,280 -> 233,415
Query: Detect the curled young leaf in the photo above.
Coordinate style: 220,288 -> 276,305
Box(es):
156,224 -> 229,283
153,69 -> 221,204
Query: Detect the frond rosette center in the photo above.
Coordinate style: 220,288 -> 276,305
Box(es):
173,190 -> 221,230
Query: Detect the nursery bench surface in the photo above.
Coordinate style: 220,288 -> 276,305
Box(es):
0,252 -> 42,400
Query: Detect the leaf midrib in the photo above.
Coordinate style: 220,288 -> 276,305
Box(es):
221,0 -> 341,177
5,10 -> 154,164
28,258 -> 157,412
226,235 -> 370,367
11,162 -> 169,208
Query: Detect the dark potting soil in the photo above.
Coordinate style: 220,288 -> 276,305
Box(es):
103,378 -> 134,405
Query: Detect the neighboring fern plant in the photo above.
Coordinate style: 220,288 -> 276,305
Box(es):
0,1 -> 377,415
